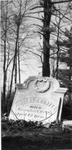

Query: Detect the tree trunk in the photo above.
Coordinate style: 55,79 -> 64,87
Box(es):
9,25 -> 19,95
18,42 -> 21,84
56,31 -> 60,79
3,39 -> 7,112
2,1 -> 8,112
15,53 -> 17,89
42,0 -> 52,77
56,41 -> 60,79
56,13 -> 61,79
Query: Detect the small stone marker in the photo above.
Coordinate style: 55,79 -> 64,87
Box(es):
62,120 -> 72,129
9,76 -> 67,125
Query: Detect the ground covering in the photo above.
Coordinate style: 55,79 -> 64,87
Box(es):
2,118 -> 72,150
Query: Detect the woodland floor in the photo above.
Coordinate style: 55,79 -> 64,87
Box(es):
2,119 -> 72,150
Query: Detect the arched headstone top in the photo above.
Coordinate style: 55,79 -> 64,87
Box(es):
17,76 -> 60,93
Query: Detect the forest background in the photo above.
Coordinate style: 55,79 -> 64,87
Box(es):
1,0 -> 72,114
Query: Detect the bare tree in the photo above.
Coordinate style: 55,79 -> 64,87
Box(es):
1,0 -> 9,111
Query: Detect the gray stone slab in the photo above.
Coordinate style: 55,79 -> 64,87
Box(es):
62,120 -> 72,128
9,76 -> 67,125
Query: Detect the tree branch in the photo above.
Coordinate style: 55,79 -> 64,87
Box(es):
52,0 -> 72,4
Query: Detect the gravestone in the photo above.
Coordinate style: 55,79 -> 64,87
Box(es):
62,120 -> 72,129
9,76 -> 67,125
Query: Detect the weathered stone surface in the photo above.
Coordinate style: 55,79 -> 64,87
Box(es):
9,76 -> 67,125
62,120 -> 72,128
